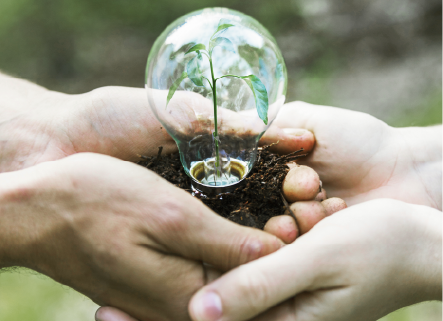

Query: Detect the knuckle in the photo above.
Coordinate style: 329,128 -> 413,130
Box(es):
236,233 -> 282,263
157,199 -> 189,234
240,235 -> 265,262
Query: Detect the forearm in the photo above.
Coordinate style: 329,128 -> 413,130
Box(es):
0,168 -> 47,270
410,203 -> 442,301
396,125 -> 442,210
0,72 -> 53,118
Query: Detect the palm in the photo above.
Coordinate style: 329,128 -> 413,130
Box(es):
272,102 -> 434,207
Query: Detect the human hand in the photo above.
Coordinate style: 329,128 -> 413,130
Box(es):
189,199 -> 442,321
263,101 -> 442,209
0,75 -> 313,172
0,153 -> 284,321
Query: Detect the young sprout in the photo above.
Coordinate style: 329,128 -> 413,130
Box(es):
166,19 -> 269,180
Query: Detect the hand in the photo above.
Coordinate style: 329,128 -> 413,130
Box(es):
189,199 -> 442,321
0,153 -> 284,321
264,101 -> 442,209
0,74 -> 314,172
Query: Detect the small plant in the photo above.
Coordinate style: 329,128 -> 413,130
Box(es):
166,19 -> 269,178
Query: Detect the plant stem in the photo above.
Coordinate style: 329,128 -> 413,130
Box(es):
209,57 -> 220,181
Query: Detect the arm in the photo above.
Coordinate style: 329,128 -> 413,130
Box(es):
0,153 -> 284,320
0,74 -> 177,171
0,72 -> 52,115
189,199 -> 442,321
0,73 -> 312,173
0,170 -> 44,269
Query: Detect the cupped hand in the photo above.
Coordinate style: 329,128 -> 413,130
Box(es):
0,83 -> 313,172
265,101 -> 442,209
189,199 -> 442,321
2,153 -> 284,321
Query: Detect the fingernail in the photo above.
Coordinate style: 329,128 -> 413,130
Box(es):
282,128 -> 308,136
95,310 -> 104,321
191,291 -> 222,321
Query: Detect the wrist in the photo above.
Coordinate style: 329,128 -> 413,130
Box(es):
394,126 -> 442,210
0,87 -> 77,172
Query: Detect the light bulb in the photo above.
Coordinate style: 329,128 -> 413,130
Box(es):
146,7 -> 287,194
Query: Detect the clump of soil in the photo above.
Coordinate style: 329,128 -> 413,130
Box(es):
137,146 -> 306,229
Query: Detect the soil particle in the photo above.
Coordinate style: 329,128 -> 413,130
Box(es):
137,145 -> 306,229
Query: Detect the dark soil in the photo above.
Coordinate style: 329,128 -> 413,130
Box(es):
137,146 -> 306,229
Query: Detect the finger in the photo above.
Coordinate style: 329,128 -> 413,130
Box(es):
259,126 -> 315,155
272,101 -> 356,131
263,215 -> 298,244
181,213 -> 284,270
282,165 -> 320,202
188,238 -> 336,321
96,307 -> 139,321
321,197 -> 348,216
78,87 -> 177,161
289,201 -> 327,234
314,187 -> 327,202
142,181 -> 284,271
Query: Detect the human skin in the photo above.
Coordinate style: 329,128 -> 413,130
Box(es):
0,153 -> 285,321
273,101 -> 442,210
186,102 -> 442,321
97,100 -> 442,321
0,74 -> 315,321
0,73 -> 314,173
189,199 -> 442,321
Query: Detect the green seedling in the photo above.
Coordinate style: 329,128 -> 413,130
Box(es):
167,18 -> 268,179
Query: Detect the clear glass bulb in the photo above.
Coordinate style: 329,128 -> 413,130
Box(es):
146,7 -> 287,194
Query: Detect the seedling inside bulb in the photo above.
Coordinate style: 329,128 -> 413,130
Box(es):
146,8 -> 287,194
166,19 -> 269,184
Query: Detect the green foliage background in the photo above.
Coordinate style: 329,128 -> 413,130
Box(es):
0,0 -> 441,320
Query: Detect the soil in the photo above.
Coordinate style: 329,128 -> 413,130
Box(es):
137,145 -> 306,229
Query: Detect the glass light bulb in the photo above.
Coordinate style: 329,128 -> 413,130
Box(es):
146,7 -> 287,194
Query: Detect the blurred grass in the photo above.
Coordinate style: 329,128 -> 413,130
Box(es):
390,89 -> 442,127
0,269 -> 97,321
1,269 -> 441,321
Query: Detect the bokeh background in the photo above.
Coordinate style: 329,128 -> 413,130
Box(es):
0,0 -> 441,320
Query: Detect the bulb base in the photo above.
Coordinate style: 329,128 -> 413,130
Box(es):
189,158 -> 248,196
191,178 -> 246,196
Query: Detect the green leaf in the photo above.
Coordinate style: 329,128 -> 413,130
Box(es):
211,19 -> 234,39
209,37 -> 235,55
241,75 -> 269,125
187,51 -> 204,86
166,71 -> 188,107
185,43 -> 206,55
218,74 -> 269,124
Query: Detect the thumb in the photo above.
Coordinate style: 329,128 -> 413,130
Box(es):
149,184 -> 285,272
159,189 -> 283,271
259,125 -> 315,155
188,238 -> 332,321
95,307 -> 139,321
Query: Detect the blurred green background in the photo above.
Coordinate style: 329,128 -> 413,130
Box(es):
0,0 -> 441,320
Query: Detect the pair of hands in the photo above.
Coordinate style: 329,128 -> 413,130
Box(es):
1,75 -> 441,321
185,104 -> 442,321
0,80 -> 307,320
